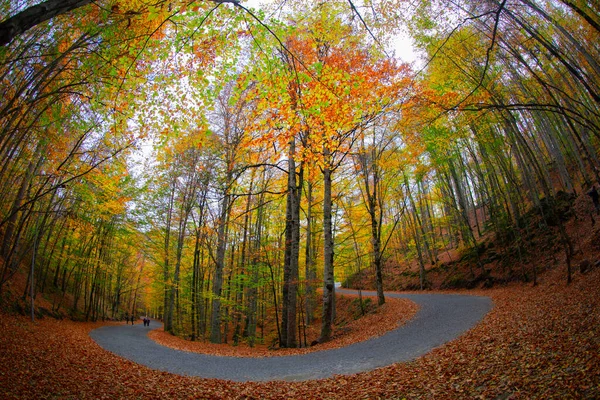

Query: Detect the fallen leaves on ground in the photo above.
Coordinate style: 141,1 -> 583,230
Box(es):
149,296 -> 418,357
1,266 -> 599,399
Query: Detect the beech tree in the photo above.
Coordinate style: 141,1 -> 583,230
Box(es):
1,0 -> 598,347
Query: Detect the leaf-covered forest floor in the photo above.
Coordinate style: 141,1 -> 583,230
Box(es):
1,194 -> 599,398
148,295 -> 418,357
348,189 -> 600,292
1,264 -> 599,399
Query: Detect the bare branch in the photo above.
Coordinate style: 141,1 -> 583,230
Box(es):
345,0 -> 390,57
450,0 -> 507,111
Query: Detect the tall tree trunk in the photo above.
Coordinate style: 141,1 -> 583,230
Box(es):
1,156 -> 37,275
163,181 -> 175,332
304,178 -> 316,325
282,139 -> 302,348
406,176 -> 428,290
191,227 -> 201,341
319,158 -> 335,343
167,177 -> 196,335
210,184 -> 231,343
244,179 -> 266,345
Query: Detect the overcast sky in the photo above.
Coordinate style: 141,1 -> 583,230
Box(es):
240,0 -> 419,64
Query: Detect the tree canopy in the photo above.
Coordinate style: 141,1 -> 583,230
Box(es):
0,0 -> 598,349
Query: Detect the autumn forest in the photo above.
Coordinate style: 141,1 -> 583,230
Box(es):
1,0 -> 599,398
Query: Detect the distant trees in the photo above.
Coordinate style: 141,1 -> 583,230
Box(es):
0,0 -> 156,319
0,0 -> 597,345
389,0 -> 600,283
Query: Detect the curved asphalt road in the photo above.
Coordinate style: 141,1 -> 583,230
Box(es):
90,290 -> 492,382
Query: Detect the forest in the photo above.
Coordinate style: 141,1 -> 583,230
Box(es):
0,0 -> 599,397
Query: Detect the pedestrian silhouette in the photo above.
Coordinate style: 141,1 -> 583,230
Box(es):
587,185 -> 600,213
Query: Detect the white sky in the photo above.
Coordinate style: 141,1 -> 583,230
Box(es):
241,0 -> 419,64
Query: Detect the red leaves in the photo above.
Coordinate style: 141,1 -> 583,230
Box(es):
1,267 -> 599,399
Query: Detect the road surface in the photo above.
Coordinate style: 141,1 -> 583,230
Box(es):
90,290 -> 492,382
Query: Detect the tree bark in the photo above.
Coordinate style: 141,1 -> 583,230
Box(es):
319,159 -> 335,343
282,138 -> 302,347
163,180 -> 175,332
304,178 -> 316,325
0,0 -> 94,46
210,183 -> 231,343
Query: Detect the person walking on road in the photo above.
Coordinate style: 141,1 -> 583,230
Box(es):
587,184 -> 600,213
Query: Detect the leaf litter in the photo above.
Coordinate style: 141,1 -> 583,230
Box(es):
1,266 -> 598,399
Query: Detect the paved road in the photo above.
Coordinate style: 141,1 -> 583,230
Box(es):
90,291 -> 492,382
